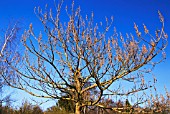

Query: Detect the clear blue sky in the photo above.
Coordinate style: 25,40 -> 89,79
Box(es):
0,0 -> 170,109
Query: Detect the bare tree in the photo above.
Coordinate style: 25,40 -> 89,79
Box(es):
3,1 -> 168,114
0,22 -> 20,57
0,21 -> 20,107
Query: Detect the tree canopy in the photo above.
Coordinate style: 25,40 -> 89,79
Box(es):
1,1 -> 168,114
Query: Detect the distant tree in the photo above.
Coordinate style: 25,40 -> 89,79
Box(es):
125,99 -> 132,112
58,95 -> 75,113
0,100 -> 44,114
19,100 -> 33,114
32,105 -> 43,114
3,1 -> 168,114
18,100 -> 43,114
146,87 -> 170,113
0,105 -> 16,114
45,106 -> 68,114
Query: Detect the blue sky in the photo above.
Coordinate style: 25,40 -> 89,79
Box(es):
0,0 -> 170,109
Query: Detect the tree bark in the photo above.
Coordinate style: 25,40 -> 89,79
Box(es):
75,102 -> 81,114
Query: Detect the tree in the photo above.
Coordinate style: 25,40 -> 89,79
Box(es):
32,106 -> 44,114
45,105 -> 68,114
58,95 -> 75,113
3,1 -> 168,114
0,21 -> 20,57
0,21 -> 20,109
18,100 -> 43,114
145,87 -> 170,113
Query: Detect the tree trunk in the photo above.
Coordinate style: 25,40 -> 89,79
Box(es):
75,102 -> 81,114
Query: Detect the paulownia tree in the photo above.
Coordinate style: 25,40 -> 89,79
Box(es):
2,1 -> 168,114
